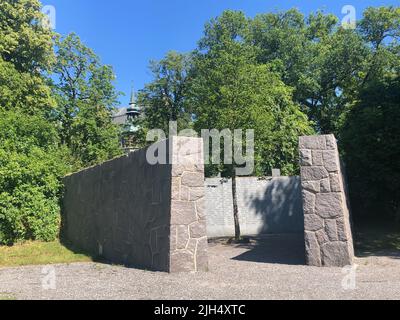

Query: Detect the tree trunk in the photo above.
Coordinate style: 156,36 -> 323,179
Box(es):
232,169 -> 241,241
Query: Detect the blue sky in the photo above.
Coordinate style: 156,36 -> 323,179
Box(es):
44,0 -> 398,106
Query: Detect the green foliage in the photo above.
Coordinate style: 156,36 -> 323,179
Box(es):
0,0 -> 55,73
341,74 -> 400,221
340,6 -> 400,222
137,51 -> 193,139
359,6 -> 400,48
0,2 -> 122,244
0,0 -> 64,245
139,7 -> 399,223
248,9 -> 369,134
0,57 -> 55,114
0,110 -> 69,245
53,33 -> 122,166
0,0 -> 55,115
191,15 -> 314,176
0,1 -> 399,246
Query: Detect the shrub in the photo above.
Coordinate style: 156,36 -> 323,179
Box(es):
0,110 -> 68,245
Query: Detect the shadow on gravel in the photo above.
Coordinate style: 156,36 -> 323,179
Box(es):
60,239 -> 109,265
231,234 -> 306,266
354,220 -> 400,259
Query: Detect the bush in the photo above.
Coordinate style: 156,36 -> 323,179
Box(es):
0,110 -> 68,245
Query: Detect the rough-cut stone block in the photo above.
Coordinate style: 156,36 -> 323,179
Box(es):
325,135 -> 337,150
300,149 -> 312,166
320,178 -> 331,193
171,201 -> 197,225
302,181 -> 320,194
180,186 -> 190,201
176,225 -> 189,249
181,172 -> 204,187
299,136 -> 326,150
190,221 -> 207,238
189,187 -> 204,201
321,242 -> 352,267
186,238 -> 197,253
171,178 -> 180,200
323,150 -> 340,172
315,193 -> 343,219
170,251 -> 195,273
195,198 -> 206,220
312,150 -> 324,166
301,167 -> 329,181
325,219 -> 338,241
302,190 -> 316,215
329,173 -> 341,192
170,226 -> 177,251
299,135 -> 354,268
316,229 -> 329,246
304,214 -> 324,231
172,165 -> 185,177
336,218 -> 349,242
196,237 -> 209,272
305,231 -> 322,267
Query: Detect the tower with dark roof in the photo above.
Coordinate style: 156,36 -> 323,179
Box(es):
112,84 -> 142,152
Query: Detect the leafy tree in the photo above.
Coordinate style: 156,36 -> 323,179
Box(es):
248,9 -> 368,134
190,12 -> 314,239
137,51 -> 193,139
0,57 -> 55,114
358,6 -> 400,87
0,0 -> 55,115
0,0 -> 66,244
0,0 -> 54,73
340,6 -> 400,223
53,33 -> 122,166
0,110 -> 69,245
341,74 -> 400,223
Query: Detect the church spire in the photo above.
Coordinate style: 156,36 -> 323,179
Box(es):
129,82 -> 136,107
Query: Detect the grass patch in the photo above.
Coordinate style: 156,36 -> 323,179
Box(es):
0,241 -> 93,268
0,293 -> 17,300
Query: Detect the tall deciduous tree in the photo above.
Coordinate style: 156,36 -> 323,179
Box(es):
137,51 -> 193,137
0,0 -> 65,244
0,0 -> 55,115
248,9 -> 368,134
341,6 -> 400,223
53,33 -> 122,167
190,11 -> 314,239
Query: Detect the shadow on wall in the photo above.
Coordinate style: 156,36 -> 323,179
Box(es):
231,235 -> 306,266
244,177 -> 304,234
234,177 -> 306,265
205,176 -> 305,239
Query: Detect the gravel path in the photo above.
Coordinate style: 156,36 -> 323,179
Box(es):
1,236 -> 399,300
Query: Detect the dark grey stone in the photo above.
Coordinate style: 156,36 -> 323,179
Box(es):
62,137 -> 208,273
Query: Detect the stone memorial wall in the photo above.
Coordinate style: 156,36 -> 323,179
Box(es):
299,135 -> 354,267
62,137 -> 208,273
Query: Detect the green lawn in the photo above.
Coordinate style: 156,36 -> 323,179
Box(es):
0,294 -> 17,300
0,241 -> 92,268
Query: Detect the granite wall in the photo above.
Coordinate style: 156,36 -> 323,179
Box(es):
62,137 -> 208,273
299,135 -> 354,267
